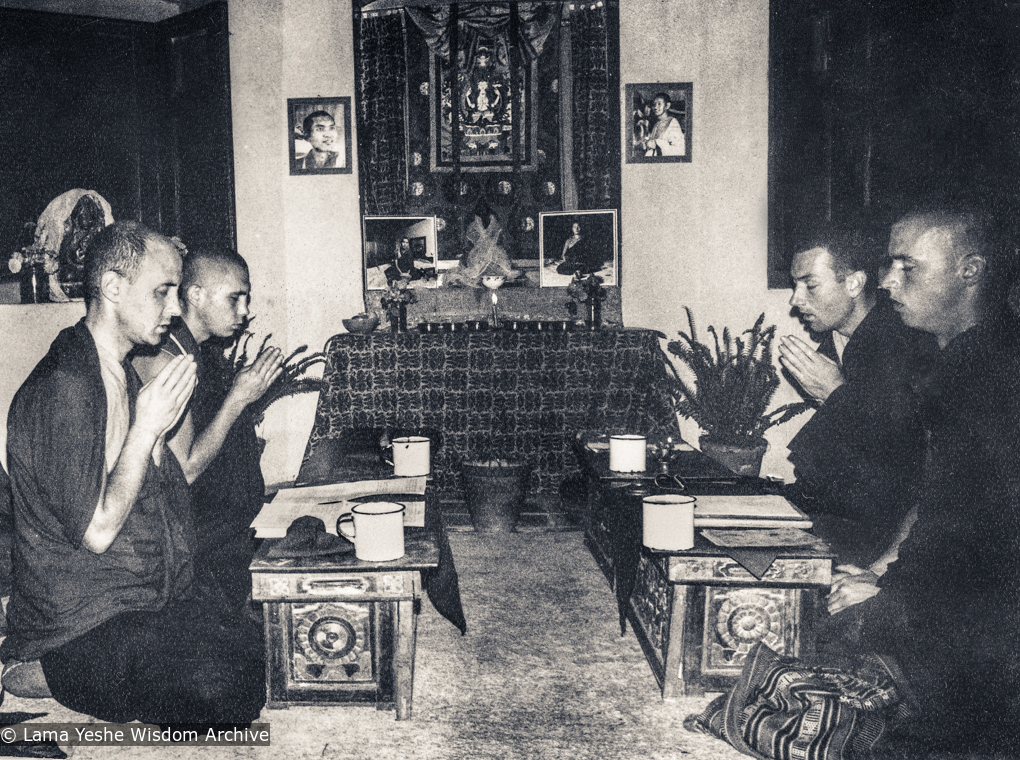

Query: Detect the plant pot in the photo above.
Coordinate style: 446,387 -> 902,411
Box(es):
461,460 -> 530,533
699,436 -> 768,478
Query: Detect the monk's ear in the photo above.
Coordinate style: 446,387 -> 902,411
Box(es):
185,283 -> 203,309
960,254 -> 987,286
99,270 -> 122,303
845,270 -> 867,298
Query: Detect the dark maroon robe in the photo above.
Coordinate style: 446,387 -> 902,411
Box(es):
2,320 -> 194,662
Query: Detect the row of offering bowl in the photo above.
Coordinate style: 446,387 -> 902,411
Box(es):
418,320 -> 580,333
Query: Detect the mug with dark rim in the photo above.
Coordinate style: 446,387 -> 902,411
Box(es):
337,501 -> 406,562
383,435 -> 431,476
642,494 -> 696,551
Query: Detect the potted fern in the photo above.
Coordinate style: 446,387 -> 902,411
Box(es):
664,308 -> 810,476
217,331 -> 327,427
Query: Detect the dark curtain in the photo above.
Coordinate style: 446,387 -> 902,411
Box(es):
357,12 -> 408,215
405,3 -> 555,62
571,4 -> 618,210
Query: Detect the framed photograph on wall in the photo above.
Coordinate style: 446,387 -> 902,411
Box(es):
539,210 -> 618,287
288,97 -> 353,175
363,216 -> 440,290
625,83 -> 692,164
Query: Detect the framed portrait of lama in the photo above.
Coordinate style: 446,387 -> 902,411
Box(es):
539,210 -> 618,287
362,216 -> 440,290
288,97 -> 353,175
626,83 -> 692,164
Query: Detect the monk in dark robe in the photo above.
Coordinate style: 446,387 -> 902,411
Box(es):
2,221 -> 265,725
821,209 -> 1020,754
135,247 -> 283,611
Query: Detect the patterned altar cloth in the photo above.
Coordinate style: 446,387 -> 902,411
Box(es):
303,329 -> 680,497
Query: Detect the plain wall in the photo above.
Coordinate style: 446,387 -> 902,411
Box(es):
618,0 -> 808,481
229,0 -> 364,486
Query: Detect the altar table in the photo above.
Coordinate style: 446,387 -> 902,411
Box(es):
303,329 -> 680,500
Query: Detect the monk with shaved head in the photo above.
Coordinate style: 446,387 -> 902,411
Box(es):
135,247 -> 283,611
820,206 -> 1020,753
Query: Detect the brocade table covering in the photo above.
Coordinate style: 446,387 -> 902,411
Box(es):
302,329 -> 680,497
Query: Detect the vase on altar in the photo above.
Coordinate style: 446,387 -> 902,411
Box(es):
388,303 -> 408,332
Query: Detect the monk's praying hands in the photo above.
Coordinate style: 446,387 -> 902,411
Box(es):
778,335 -> 844,402
136,353 -> 197,438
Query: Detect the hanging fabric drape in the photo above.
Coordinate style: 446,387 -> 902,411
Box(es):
357,11 -> 409,215
571,3 -> 618,210
404,3 -> 555,63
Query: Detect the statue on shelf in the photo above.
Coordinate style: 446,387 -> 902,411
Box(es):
442,213 -> 523,288
30,189 -> 114,302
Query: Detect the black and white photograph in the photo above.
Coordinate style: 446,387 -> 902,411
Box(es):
4,1 -> 1020,756
362,216 -> 439,289
626,83 -> 692,163
539,210 -> 618,287
288,97 -> 353,175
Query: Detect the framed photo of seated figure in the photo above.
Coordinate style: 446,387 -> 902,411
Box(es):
288,97 -> 353,175
539,210 -> 618,287
626,83 -> 692,164
363,216 -> 440,290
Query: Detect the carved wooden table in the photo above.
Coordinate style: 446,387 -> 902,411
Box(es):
577,441 -> 833,698
250,518 -> 440,719
632,538 -> 833,698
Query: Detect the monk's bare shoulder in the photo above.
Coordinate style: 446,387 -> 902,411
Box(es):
132,346 -> 176,384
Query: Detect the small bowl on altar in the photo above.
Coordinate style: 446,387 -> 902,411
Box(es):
482,275 -> 506,290
343,314 -> 380,334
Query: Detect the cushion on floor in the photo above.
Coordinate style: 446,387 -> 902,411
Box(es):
2,659 -> 52,699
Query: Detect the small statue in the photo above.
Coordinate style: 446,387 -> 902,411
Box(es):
442,213 -> 522,288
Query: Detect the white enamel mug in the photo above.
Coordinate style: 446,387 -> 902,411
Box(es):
337,502 -> 406,562
387,436 -> 431,477
609,434 -> 647,472
642,494 -> 696,551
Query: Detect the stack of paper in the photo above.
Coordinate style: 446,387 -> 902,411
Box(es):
701,527 -> 821,548
693,495 -> 812,529
251,478 -> 427,538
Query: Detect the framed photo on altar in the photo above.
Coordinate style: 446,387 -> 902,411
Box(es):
539,210 -> 618,288
362,216 -> 440,290
626,83 -> 692,164
288,97 -> 353,175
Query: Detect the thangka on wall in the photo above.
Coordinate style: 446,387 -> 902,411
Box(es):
429,33 -> 537,173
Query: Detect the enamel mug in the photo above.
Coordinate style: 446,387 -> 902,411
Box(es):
609,434 -> 646,472
642,494 -> 696,551
337,502 -> 406,561
386,436 -> 431,477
